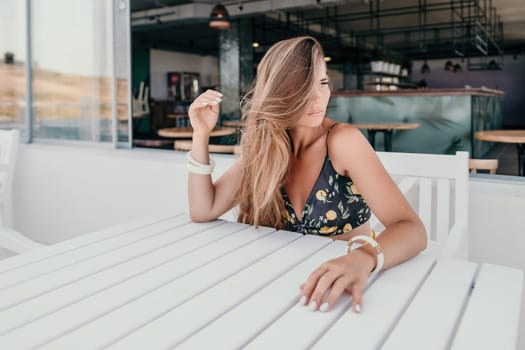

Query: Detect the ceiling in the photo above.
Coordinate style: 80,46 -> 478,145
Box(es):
130,0 -> 525,63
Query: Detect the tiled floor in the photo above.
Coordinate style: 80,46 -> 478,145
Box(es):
482,143 -> 521,176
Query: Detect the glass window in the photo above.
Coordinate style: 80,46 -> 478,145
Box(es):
0,0 -> 27,137
31,0 -> 130,144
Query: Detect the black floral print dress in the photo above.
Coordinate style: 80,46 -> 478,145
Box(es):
282,155 -> 371,236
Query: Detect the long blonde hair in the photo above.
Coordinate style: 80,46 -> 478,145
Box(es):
237,36 -> 325,228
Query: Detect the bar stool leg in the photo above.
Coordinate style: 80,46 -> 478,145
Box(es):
367,130 -> 377,150
517,144 -> 524,176
384,130 -> 393,152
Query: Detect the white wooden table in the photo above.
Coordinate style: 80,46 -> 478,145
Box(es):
0,214 -> 522,349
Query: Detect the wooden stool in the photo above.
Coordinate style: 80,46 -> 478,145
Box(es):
174,140 -> 240,154
469,159 -> 499,174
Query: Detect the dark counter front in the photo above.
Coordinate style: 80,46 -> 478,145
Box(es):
327,89 -> 503,156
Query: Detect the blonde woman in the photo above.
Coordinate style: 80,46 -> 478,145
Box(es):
187,36 -> 427,313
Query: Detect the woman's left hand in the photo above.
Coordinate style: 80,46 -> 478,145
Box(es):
299,249 -> 376,313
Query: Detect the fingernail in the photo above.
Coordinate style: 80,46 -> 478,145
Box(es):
214,98 -> 222,102
354,304 -> 361,313
298,295 -> 307,306
217,92 -> 223,97
200,101 -> 208,106
319,302 -> 329,312
210,101 -> 218,105
308,301 -> 317,312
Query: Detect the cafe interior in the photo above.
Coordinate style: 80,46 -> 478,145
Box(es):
129,0 -> 525,174
1,0 -> 525,346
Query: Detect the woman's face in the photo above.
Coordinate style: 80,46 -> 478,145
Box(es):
295,59 -> 331,128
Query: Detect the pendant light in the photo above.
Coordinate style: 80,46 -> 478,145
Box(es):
209,3 -> 230,30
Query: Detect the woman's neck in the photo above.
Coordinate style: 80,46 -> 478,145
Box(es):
289,121 -> 330,158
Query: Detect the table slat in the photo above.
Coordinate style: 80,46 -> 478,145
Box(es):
25,228 -> 292,349
178,240 -> 348,350
0,213 -> 182,274
313,254 -> 436,349
0,216 -> 196,310
110,234 -> 333,349
245,255 -> 435,350
0,221 -> 237,334
451,263 -> 523,350
0,214 -> 188,285
381,258 -> 477,350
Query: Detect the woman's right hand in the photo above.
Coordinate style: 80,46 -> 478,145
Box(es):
188,89 -> 223,136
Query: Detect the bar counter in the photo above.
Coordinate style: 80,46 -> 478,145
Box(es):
328,88 -> 503,156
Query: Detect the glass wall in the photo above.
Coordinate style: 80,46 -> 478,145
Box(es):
0,0 -> 27,138
29,0 -> 131,145
0,0 -> 133,147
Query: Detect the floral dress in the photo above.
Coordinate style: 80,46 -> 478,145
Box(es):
282,155 -> 371,236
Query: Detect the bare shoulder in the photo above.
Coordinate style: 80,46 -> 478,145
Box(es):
326,123 -> 377,176
327,123 -> 372,157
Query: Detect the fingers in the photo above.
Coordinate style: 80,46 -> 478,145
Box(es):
298,258 -> 369,313
307,271 -> 343,312
299,265 -> 327,308
350,282 -> 365,313
320,276 -> 351,312
194,90 -> 223,107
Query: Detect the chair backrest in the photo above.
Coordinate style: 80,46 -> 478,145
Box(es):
469,158 -> 498,174
132,81 -> 149,118
0,129 -> 20,227
372,151 -> 469,258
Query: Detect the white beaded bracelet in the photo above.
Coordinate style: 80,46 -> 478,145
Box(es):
347,234 -> 384,280
186,151 -> 216,175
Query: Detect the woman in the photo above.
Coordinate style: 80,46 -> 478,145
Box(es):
187,36 -> 427,313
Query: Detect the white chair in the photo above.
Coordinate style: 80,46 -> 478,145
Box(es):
132,82 -> 150,118
0,129 -> 45,255
0,227 -> 44,254
0,129 -> 20,228
371,151 -> 469,259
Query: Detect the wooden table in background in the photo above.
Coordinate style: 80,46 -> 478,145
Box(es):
157,127 -> 236,139
222,119 -> 245,128
351,123 -> 421,151
475,130 -> 525,176
0,214 -> 521,349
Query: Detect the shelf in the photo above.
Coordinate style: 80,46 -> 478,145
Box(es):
364,81 -> 417,87
364,71 -> 410,78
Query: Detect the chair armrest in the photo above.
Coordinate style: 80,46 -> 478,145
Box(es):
439,221 -> 468,259
0,227 -> 46,254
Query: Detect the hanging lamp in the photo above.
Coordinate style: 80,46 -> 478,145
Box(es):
209,3 -> 231,30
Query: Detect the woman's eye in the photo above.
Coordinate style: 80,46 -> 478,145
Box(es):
321,81 -> 329,85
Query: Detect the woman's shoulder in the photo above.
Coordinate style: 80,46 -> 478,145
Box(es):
326,121 -> 367,148
325,121 -> 375,174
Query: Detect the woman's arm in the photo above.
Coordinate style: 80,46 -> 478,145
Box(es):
188,155 -> 241,222
331,124 -> 428,266
301,124 -> 427,312
187,90 -> 241,222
